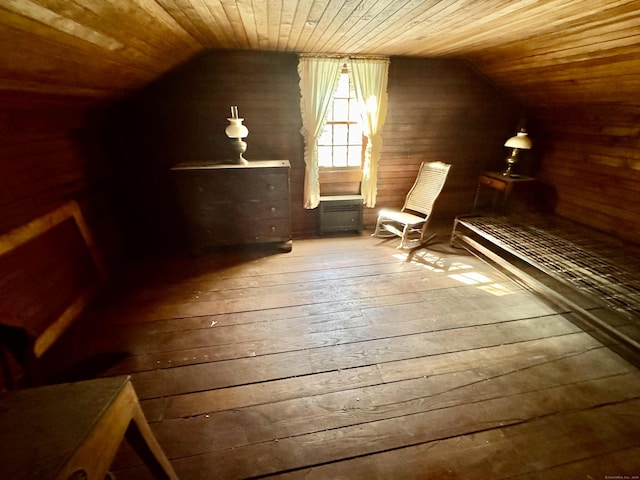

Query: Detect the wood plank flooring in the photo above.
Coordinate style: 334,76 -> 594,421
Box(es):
47,233 -> 640,479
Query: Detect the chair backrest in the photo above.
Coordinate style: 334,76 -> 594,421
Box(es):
402,161 -> 451,216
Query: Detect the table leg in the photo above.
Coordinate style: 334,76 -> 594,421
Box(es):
124,383 -> 179,479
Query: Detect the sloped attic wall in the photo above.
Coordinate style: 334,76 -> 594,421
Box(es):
528,105 -> 640,243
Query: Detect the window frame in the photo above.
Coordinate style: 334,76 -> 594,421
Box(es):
317,66 -> 366,172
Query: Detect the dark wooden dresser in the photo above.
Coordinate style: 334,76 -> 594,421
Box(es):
172,160 -> 291,253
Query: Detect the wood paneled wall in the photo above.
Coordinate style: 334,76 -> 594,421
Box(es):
104,50 -> 306,252
0,91 -> 116,256
0,91 -> 117,387
371,57 -> 521,228
106,50 -> 522,251
529,105 -> 640,244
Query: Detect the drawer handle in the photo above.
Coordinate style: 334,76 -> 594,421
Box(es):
267,184 -> 275,190
270,206 -> 276,213
270,226 -> 277,232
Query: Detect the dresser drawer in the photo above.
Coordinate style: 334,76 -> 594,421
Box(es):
240,218 -> 291,243
239,199 -> 289,219
187,218 -> 290,247
187,199 -> 289,223
243,174 -> 289,200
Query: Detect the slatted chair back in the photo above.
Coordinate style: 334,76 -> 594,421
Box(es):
402,161 -> 451,216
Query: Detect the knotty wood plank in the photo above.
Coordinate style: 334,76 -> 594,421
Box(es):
2,0 -> 122,51
100,251 -> 447,308
103,291 -> 562,376
266,400 -> 640,479
114,289 -> 551,356
140,348 -> 635,458
123,314 -> 581,400
152,0 -> 211,46
105,253 -> 522,323
143,332 -> 602,421
116,331 -> 620,466
97,246 -> 506,324
115,377 -> 640,479
94,263 -> 557,363
317,0 -> 391,54
506,447 -> 640,480
298,0 -> 361,52
4,0 -> 640,116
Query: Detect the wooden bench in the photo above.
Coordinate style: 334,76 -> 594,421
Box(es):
451,212 -> 640,365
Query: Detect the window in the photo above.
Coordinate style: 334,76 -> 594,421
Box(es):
317,69 -> 364,169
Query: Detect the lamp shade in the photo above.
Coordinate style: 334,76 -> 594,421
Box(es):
225,118 -> 249,139
504,130 -> 532,149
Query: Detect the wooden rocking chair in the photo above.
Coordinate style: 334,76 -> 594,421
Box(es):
372,161 -> 451,249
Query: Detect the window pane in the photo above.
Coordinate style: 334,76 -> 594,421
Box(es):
333,99 -> 349,120
349,100 -> 361,121
317,146 -> 333,167
333,146 -> 348,167
333,124 -> 348,145
347,146 -> 362,167
318,125 -> 332,145
348,124 -> 363,144
335,73 -> 350,97
325,103 -> 334,121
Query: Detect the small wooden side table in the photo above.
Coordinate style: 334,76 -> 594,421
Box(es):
0,375 -> 178,480
472,171 -> 536,213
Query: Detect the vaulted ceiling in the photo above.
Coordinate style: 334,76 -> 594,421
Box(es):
2,0 -> 639,106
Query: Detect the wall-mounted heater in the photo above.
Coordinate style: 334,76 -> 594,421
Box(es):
319,195 -> 363,235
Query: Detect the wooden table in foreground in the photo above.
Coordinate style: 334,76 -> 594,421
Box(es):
0,375 -> 178,480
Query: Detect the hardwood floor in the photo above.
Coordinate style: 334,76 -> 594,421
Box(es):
48,233 -> 640,479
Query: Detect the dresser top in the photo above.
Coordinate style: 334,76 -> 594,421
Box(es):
172,160 -> 290,170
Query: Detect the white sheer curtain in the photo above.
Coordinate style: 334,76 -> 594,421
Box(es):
348,57 -> 390,208
297,56 -> 345,209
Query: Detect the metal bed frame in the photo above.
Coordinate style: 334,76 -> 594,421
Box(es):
452,213 -> 640,365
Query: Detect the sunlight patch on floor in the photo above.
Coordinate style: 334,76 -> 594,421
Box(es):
393,251 -> 475,274
477,283 -> 516,296
391,250 -> 516,296
450,271 -> 491,283
392,253 -> 447,272
448,271 -> 518,297
447,262 -> 474,271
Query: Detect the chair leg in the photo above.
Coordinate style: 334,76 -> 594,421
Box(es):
372,216 -> 394,238
372,217 -> 383,237
398,224 -> 411,249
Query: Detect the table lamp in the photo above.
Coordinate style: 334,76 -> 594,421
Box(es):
503,128 -> 532,177
225,106 -> 249,164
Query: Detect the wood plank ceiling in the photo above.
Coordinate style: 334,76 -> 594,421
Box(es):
2,0 -> 639,106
